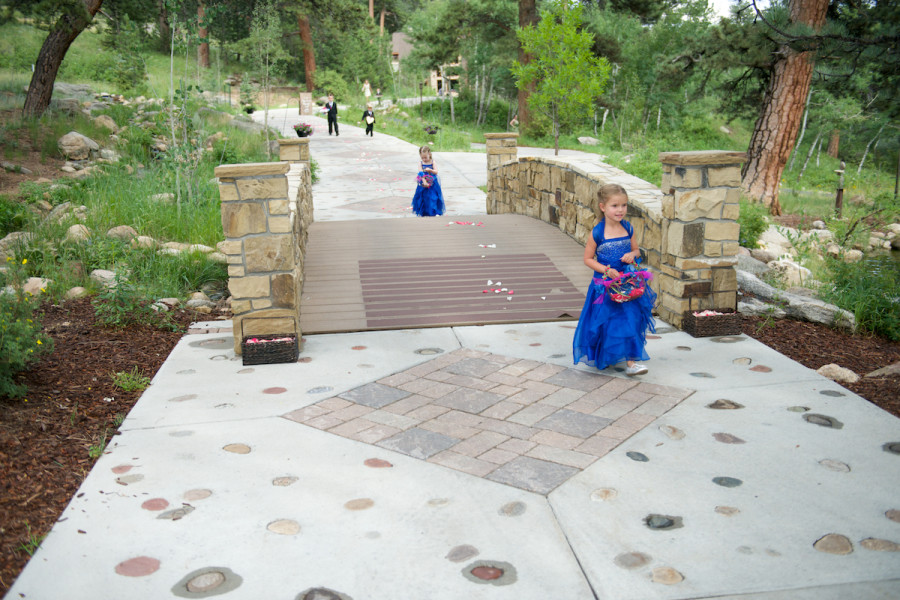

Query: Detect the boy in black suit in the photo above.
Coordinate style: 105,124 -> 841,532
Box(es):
325,93 -> 339,136
362,104 -> 375,136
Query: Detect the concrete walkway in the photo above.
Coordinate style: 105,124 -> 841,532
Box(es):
6,110 -> 900,600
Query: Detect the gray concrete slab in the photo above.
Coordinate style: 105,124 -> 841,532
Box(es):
7,116 -> 900,600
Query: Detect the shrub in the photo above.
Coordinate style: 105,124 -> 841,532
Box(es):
0,258 -> 54,398
92,274 -> 177,331
819,255 -> 900,341
738,200 -> 769,249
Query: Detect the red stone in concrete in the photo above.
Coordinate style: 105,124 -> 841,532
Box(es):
141,498 -> 170,511
364,458 -> 393,468
115,556 -> 160,577
471,566 -> 503,580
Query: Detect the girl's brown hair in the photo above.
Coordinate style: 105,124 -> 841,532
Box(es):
418,145 -> 432,157
597,183 -> 628,205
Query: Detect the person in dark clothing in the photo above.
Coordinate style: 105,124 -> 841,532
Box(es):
362,104 -> 375,137
325,93 -> 339,136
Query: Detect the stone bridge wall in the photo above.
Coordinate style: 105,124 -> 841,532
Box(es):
485,133 -> 745,328
215,161 -> 313,353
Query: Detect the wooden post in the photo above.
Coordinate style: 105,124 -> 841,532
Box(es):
835,160 -> 845,218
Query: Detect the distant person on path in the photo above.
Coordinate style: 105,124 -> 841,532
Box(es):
362,79 -> 372,101
325,93 -> 339,136
376,87 -> 382,105
572,183 -> 656,376
411,146 -> 445,217
362,104 -> 375,137
509,115 -> 519,130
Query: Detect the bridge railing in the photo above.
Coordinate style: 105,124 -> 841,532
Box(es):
485,133 -> 745,329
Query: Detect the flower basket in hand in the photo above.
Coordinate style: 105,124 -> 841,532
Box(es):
416,172 -> 434,188
593,260 -> 653,304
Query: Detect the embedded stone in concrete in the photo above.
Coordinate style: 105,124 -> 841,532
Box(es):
296,587 -> 352,600
115,556 -> 160,577
543,368 -> 611,391
499,501 -> 526,516
435,388 -> 505,414
462,560 -> 517,586
713,432 -> 746,444
715,506 -> 740,516
344,498 -> 375,511
733,357 -> 752,365
111,464 -> 132,474
645,514 -> 683,530
340,382 -> 411,408
750,365 -> 772,373
184,489 -> 212,500
820,390 -> 846,397
223,443 -> 251,454
446,545 -> 479,562
307,386 -> 333,394
486,456 -> 579,495
814,534 -> 853,555
707,399 -> 744,410
157,505 -> 195,520
273,476 -> 299,486
172,567 -> 242,597
614,552 -> 651,570
860,538 -> 900,552
819,459 -> 850,472
377,428 -> 458,459
713,476 -> 743,488
141,498 -> 169,511
651,566 -> 684,584
887,509 -> 900,523
691,372 -> 715,378
627,451 -> 649,462
883,442 -> 900,455
590,488 -> 618,502
676,346 -> 691,351
364,458 -> 393,468
659,425 -> 685,440
116,474 -> 144,485
263,387 -> 287,394
444,358 -> 505,378
267,519 -> 301,535
711,336 -> 744,343
415,347 -> 444,355
803,414 -> 844,429
169,394 -> 198,402
535,409 -> 611,438
787,406 -> 810,413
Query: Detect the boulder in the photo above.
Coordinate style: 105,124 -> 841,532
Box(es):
53,98 -> 84,115
64,224 -> 91,243
758,225 -> 796,258
736,254 -> 771,278
866,362 -> 900,378
577,136 -> 599,146
130,236 -> 157,249
844,249 -> 863,263
58,131 -> 99,160
750,248 -> 777,264
65,286 -> 88,299
107,225 -> 138,240
90,269 -> 119,288
208,252 -> 228,264
0,231 -> 34,253
99,148 -> 120,162
23,277 -> 51,297
162,241 -> 190,252
93,115 -> 118,132
768,259 -> 812,286
188,243 -> 215,254
812,220 -> 827,230
816,363 -> 859,384
737,270 -> 855,330
892,238 -> 900,251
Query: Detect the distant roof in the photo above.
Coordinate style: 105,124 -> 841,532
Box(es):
392,32 -> 413,59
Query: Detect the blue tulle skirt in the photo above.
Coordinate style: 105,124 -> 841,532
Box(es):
412,172 -> 445,217
573,276 -> 657,370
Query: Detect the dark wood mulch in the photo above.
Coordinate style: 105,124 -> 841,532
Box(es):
1,301 -> 898,593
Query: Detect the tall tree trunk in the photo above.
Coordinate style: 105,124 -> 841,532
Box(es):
23,0 -> 104,118
297,14 -> 316,92
157,0 -> 171,52
827,130 -> 840,158
517,0 -> 538,131
741,0 -> 828,216
198,1 -> 209,69
379,9 -> 387,35
369,0 -> 374,20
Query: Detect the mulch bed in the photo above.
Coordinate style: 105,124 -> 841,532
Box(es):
1,301 -> 898,593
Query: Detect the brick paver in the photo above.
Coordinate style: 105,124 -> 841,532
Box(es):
283,348 -> 693,494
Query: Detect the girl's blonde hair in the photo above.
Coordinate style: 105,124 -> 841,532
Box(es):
597,183 -> 628,205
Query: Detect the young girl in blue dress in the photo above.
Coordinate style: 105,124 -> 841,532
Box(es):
411,146 -> 445,217
573,184 -> 656,376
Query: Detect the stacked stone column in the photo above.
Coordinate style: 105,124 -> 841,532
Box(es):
278,137 -> 310,168
485,133 -> 518,213
657,151 -> 745,328
216,162 -> 308,354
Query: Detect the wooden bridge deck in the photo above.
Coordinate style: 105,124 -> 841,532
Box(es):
299,214 -> 591,334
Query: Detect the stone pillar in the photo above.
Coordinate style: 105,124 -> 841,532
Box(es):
215,162 -> 302,354
278,138 -> 310,169
485,133 -> 518,213
657,151 -> 745,328
299,92 -> 313,115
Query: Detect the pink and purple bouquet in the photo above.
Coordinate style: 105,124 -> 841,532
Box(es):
417,173 -> 434,188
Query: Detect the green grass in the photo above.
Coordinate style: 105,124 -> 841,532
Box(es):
111,367 -> 152,392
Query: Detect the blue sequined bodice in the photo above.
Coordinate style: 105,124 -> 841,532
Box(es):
593,221 -> 632,271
